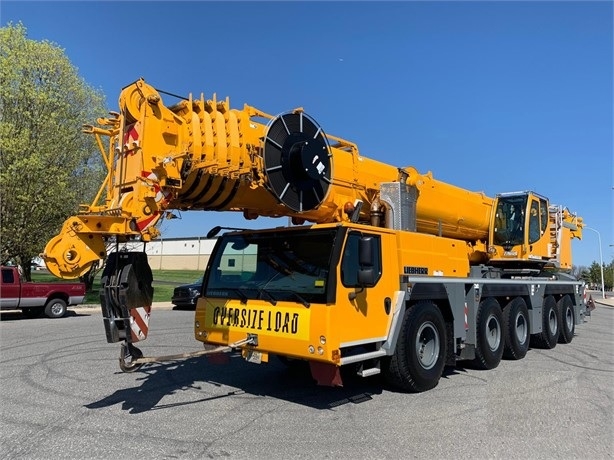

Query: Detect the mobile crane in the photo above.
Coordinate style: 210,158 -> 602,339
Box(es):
43,79 -> 586,392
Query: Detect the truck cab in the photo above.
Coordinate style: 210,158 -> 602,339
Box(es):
194,222 -> 471,387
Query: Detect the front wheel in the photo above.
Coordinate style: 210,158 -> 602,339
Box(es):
384,301 -> 446,393
45,299 -> 67,318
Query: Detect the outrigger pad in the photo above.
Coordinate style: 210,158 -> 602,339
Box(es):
100,252 -> 154,343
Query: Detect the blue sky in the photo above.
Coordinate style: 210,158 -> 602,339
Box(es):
2,1 -> 612,268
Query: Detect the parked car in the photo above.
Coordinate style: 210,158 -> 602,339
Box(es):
0,265 -> 86,318
171,276 -> 203,310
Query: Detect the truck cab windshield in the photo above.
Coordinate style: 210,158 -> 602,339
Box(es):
205,228 -> 338,305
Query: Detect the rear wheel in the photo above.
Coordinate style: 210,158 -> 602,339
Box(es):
45,299 -> 67,318
502,297 -> 530,360
531,295 -> 559,349
557,295 -> 575,344
473,298 -> 504,369
384,301 -> 446,393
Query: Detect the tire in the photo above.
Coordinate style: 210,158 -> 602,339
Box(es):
22,307 -> 44,319
502,297 -> 530,360
557,295 -> 575,344
44,299 -> 67,318
384,301 -> 446,393
472,298 -> 504,370
531,295 -> 560,349
119,342 -> 144,373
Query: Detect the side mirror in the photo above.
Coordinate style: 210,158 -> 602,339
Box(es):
349,235 -> 379,301
206,226 -> 222,239
357,267 -> 375,286
357,236 -> 376,288
359,236 -> 374,266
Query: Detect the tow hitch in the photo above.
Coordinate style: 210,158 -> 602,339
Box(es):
118,336 -> 257,372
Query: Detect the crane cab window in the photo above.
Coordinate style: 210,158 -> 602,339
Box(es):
528,197 -> 549,244
493,195 -> 528,247
529,200 -> 540,244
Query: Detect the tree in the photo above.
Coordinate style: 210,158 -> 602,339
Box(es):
0,23 -> 107,281
580,259 -> 614,292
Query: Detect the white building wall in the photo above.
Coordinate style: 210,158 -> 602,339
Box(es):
109,237 -> 216,271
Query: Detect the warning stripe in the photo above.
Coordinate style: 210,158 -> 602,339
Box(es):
464,302 -> 468,331
130,306 -> 151,342
123,123 -> 140,150
135,170 -> 173,231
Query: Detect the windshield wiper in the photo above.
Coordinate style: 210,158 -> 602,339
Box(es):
232,288 -> 248,304
283,291 -> 310,309
258,288 -> 277,306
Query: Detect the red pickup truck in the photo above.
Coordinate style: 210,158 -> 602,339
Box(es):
0,266 -> 86,318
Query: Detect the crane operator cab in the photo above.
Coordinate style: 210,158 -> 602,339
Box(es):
489,191 -> 553,270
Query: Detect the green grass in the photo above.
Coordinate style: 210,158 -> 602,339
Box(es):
31,269 -> 203,304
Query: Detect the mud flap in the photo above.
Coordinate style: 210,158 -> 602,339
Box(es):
309,361 -> 343,387
100,252 -> 153,344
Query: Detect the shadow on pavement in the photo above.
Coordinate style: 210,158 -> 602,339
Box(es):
85,353 -> 390,413
0,309 -> 92,321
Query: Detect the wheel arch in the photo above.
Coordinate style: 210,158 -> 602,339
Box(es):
46,292 -> 70,305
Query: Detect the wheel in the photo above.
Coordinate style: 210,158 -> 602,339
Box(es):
502,297 -> 530,360
22,307 -> 44,319
44,299 -> 67,318
384,301 -> 446,393
557,295 -> 575,344
531,295 -> 560,349
119,343 -> 144,373
472,298 -> 504,370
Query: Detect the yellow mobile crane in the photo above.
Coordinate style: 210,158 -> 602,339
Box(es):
43,79 -> 586,392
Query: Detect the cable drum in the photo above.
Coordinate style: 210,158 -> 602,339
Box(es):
263,112 -> 333,212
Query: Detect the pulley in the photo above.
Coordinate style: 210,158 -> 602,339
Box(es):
263,112 -> 333,212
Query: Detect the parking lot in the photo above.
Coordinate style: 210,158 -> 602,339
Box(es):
1,299 -> 612,459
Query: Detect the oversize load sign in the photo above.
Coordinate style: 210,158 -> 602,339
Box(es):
205,304 -> 310,340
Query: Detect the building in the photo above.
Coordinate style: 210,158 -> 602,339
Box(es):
113,236 -> 216,271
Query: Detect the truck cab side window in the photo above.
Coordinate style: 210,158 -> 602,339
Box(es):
341,232 -> 382,287
2,269 -> 14,284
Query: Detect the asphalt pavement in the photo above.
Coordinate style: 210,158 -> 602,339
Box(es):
588,292 -> 614,308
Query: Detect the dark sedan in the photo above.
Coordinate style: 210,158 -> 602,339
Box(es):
171,276 -> 203,310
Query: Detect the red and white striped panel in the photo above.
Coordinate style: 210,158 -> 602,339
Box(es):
123,122 -> 140,151
136,170 -> 173,231
129,306 -> 151,342
464,302 -> 469,331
